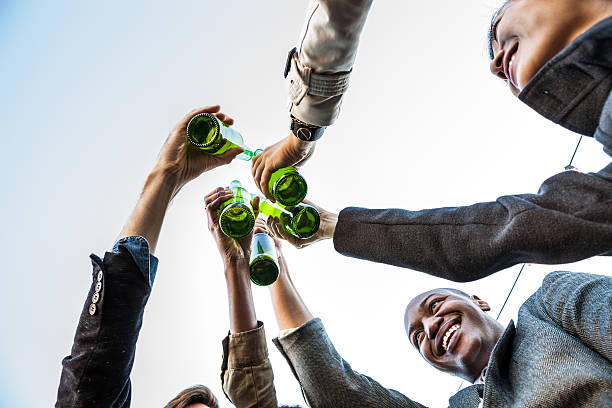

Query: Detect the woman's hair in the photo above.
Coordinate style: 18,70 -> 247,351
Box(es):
164,384 -> 219,408
488,0 -> 511,59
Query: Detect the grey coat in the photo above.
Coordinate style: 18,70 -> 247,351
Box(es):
273,271 -> 612,407
333,17 -> 612,281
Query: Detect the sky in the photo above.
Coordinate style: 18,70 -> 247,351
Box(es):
0,1 -> 611,407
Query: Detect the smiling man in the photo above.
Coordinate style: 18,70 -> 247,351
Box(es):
404,289 -> 502,384
402,273 -> 612,406
270,269 -> 612,407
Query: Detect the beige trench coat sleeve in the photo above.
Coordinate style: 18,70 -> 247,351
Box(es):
287,0 -> 374,127
221,322 -> 278,408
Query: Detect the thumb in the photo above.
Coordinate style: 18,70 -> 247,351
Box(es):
252,196 -> 260,217
219,147 -> 244,163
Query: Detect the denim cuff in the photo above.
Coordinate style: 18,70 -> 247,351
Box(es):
112,236 -> 158,287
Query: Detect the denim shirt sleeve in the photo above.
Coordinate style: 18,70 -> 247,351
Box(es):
112,236 -> 158,287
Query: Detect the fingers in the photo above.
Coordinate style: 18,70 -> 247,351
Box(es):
217,146 -> 244,164
268,216 -> 299,247
253,218 -> 269,235
253,160 -> 265,195
204,187 -> 227,206
252,196 -> 260,217
189,105 -> 221,116
204,187 -> 232,226
214,112 -> 234,126
260,167 -> 274,200
263,217 -> 282,247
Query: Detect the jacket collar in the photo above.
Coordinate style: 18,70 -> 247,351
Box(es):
448,322 -> 515,408
519,16 -> 612,136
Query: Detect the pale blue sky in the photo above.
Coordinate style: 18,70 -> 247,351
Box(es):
1,1 -> 610,407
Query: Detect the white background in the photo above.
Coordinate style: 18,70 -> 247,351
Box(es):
0,1 -> 610,406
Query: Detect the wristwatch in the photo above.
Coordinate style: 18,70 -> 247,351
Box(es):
290,115 -> 325,142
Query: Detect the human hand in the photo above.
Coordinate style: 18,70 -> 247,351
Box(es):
267,199 -> 337,249
251,132 -> 315,200
204,187 -> 261,266
157,106 -> 244,197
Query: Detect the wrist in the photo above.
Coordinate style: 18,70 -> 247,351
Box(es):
288,131 -> 316,152
224,258 -> 250,275
149,163 -> 181,192
320,211 -> 338,239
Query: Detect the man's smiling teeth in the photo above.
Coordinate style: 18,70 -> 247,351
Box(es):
442,324 -> 460,351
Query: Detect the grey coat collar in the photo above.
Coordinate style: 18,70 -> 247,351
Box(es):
519,16 -> 612,136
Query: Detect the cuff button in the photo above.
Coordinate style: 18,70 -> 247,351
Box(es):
95,281 -> 102,293
96,271 -> 103,282
92,292 -> 100,304
88,304 -> 97,315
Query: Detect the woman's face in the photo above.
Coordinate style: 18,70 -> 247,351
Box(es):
489,0 -> 597,96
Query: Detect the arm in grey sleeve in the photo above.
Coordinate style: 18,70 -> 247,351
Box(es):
287,0 -> 373,126
334,166 -> 612,282
529,271 -> 612,362
273,318 -> 426,408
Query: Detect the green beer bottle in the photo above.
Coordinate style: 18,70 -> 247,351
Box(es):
268,167 -> 307,206
186,113 -> 261,161
218,180 -> 255,238
259,199 -> 320,239
249,233 -> 279,286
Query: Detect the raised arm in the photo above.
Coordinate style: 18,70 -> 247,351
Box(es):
333,165 -> 612,282
56,106 -> 243,408
266,228 -> 425,408
204,195 -> 278,408
252,0 -> 373,200
268,163 -> 612,283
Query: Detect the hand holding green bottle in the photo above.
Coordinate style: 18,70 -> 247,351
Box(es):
251,133 -> 315,201
267,199 -> 338,249
204,186 -> 260,266
159,105 -> 244,197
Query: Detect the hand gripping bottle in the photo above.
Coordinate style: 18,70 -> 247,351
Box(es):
258,199 -> 320,239
268,167 -> 307,206
186,113 -> 262,161
218,180 -> 256,238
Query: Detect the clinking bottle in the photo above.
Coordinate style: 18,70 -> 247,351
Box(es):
258,199 -> 320,239
249,233 -> 279,286
186,113 -> 262,161
268,166 -> 308,206
218,180 -> 255,238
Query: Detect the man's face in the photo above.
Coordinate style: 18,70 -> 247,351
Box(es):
489,0 -> 597,95
404,289 -> 502,382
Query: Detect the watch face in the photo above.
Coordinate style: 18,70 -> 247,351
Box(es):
297,127 -> 312,140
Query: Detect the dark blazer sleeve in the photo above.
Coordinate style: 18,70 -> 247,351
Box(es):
528,271 -> 612,363
55,252 -> 152,408
333,164 -> 612,282
334,92 -> 612,283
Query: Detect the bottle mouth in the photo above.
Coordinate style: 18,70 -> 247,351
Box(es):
186,113 -> 220,148
273,173 -> 307,206
291,206 -> 320,238
249,256 -> 279,286
220,203 -> 255,238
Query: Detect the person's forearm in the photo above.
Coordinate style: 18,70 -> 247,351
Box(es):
118,165 -> 179,254
334,168 -> 612,282
269,256 -> 313,331
225,260 -> 258,334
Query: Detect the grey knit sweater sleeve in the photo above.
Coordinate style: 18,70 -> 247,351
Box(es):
273,318 -> 426,408
527,271 -> 612,363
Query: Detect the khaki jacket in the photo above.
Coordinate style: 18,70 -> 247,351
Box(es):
221,322 -> 278,408
287,0 -> 373,126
